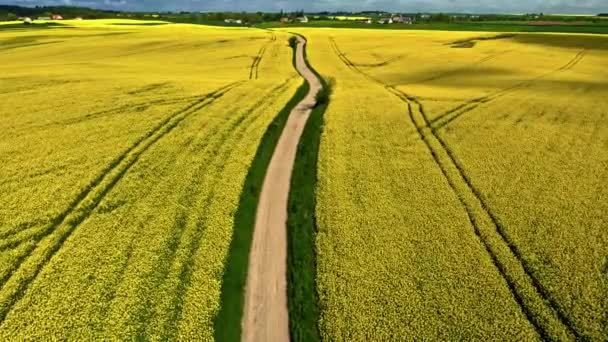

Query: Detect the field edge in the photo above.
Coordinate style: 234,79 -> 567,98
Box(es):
213,40 -> 310,342
286,33 -> 328,342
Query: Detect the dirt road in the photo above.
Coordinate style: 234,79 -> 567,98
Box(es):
241,35 -> 322,342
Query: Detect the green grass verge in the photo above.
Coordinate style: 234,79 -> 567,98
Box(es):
213,43 -> 310,342
286,34 -> 328,342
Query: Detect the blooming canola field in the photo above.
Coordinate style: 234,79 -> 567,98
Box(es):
290,28 -> 608,340
0,21 -> 300,339
1,18 -> 607,341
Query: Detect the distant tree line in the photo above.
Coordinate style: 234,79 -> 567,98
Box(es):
1,5 -> 605,24
0,5 -> 116,20
158,10 -> 312,25
158,11 -> 282,24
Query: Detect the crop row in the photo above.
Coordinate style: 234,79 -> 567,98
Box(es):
0,25 -> 300,339
292,29 -> 542,340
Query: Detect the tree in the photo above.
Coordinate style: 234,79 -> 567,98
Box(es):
434,13 -> 449,22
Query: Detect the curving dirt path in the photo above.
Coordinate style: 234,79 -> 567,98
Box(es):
241,35 -> 322,342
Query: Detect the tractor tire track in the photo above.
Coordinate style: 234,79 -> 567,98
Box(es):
430,49 -> 586,131
249,33 -> 275,80
0,82 -> 241,323
403,100 -> 551,340
249,46 -> 266,80
413,50 -> 514,85
396,91 -> 581,340
124,79 -> 295,339
557,49 -> 586,72
3,93 -> 212,140
150,79 -> 295,341
0,220 -> 47,241
354,55 -> 403,68
0,87 -> 238,252
0,83 -> 238,277
330,37 -> 581,340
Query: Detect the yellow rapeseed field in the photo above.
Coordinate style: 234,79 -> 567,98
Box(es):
3,18 -> 606,341
0,21 -> 300,339
289,28 -> 607,340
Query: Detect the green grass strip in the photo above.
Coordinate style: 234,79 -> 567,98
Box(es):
213,43 -> 310,342
287,33 -> 328,342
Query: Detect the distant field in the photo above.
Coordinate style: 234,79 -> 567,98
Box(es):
0,20 -> 300,339
326,16 -> 371,21
288,28 -> 608,340
265,20 -> 608,34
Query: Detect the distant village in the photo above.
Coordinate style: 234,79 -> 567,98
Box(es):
276,14 -> 419,25
19,14 -> 83,24
227,13 -> 484,26
0,5 -> 600,27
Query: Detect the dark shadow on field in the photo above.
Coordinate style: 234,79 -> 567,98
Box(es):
353,55 -> 404,67
111,22 -> 168,26
111,38 -> 240,58
0,40 -> 63,51
0,76 -> 81,96
0,31 -> 134,50
448,33 -> 516,48
406,77 -> 608,92
385,64 -> 608,90
512,34 -> 608,50
0,22 -> 71,31
395,67 -> 516,85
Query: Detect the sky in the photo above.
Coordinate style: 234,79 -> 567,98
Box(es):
2,0 -> 607,14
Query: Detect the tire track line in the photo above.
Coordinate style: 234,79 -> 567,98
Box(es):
152,79 -> 295,340
413,49 -> 514,85
403,100 -> 551,339
0,94 -> 218,188
430,49 -> 586,131
329,37 -> 581,339
397,91 -> 580,340
0,90 -> 212,250
3,93 -> 208,138
127,79 -> 295,339
249,46 -> 266,80
0,220 -> 46,241
0,82 -> 241,323
0,84 -> 237,267
249,33 -> 275,80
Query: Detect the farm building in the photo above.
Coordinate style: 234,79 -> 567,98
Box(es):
51,15 -> 64,20
296,16 -> 309,23
378,17 -> 393,24
22,17 -> 32,24
37,16 -> 51,20
280,17 -> 290,23
224,19 -> 243,24
392,15 -> 413,24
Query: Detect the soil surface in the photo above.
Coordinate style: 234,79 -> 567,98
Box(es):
241,35 -> 322,342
